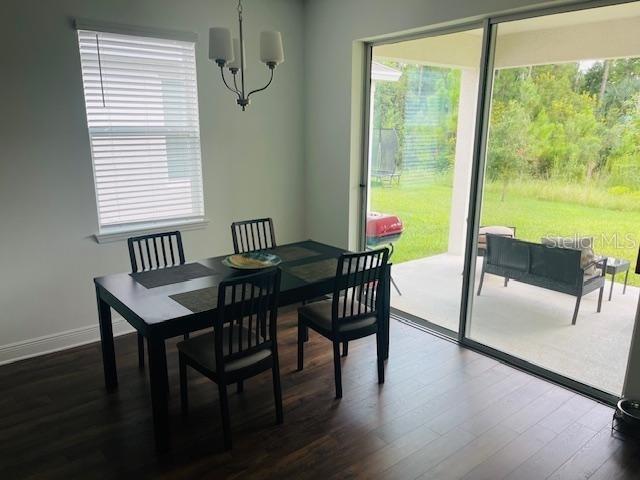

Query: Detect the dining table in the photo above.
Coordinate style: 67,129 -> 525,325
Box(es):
94,239 -> 391,452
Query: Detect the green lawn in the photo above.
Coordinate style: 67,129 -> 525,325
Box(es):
370,180 -> 640,286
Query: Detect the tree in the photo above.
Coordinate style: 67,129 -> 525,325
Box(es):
486,100 -> 531,200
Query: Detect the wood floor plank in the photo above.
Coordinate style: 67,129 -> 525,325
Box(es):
589,437 -> 640,480
419,424 -> 520,479
547,427 -> 625,480
459,377 -> 555,436
380,427 -> 476,480
499,385 -> 575,434
337,423 -> 441,479
503,422 -> 599,480
460,424 -> 557,480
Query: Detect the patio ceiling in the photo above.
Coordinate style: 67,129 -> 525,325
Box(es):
373,2 -> 640,70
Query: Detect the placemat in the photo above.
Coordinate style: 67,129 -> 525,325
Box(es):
267,245 -> 321,262
170,284 -> 264,313
286,258 -> 338,283
170,286 -> 219,313
131,262 -> 215,289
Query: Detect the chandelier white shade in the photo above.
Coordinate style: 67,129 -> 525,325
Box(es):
208,27 -> 233,64
209,0 -> 284,110
260,31 -> 284,65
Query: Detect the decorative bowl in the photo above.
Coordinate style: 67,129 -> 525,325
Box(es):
222,252 -> 282,270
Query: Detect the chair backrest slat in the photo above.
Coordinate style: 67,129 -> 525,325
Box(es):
231,218 -> 276,254
214,269 -> 281,374
331,248 -> 389,331
127,231 -> 185,272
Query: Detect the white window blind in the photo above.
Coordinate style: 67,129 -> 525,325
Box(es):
77,29 -> 204,231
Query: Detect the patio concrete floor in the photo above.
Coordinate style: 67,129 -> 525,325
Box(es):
391,253 -> 638,395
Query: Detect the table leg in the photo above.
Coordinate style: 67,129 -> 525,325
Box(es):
623,269 -> 629,295
148,337 -> 170,452
382,263 -> 391,360
96,288 -> 117,391
609,272 -> 616,301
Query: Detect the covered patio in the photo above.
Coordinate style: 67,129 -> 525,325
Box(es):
391,254 -> 636,395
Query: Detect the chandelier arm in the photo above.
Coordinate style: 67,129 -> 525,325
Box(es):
220,66 -> 242,98
246,68 -> 275,99
233,73 -> 240,93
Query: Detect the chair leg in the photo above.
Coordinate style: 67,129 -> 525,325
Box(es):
391,275 -> 402,296
333,341 -> 342,399
179,353 -> 188,416
218,383 -> 232,450
137,333 -> 145,369
297,321 -> 304,371
301,302 -> 309,341
572,296 -> 582,325
183,332 -> 190,340
597,286 -> 604,313
504,276 -> 509,287
376,332 -> 385,384
342,341 -> 348,357
477,270 -> 485,296
237,381 -> 244,393
272,355 -> 284,424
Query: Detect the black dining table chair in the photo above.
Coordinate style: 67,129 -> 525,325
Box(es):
127,231 -> 189,368
231,218 -> 276,253
177,268 -> 283,450
296,248 -> 390,398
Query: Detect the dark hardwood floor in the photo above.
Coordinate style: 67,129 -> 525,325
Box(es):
1,309 -> 639,479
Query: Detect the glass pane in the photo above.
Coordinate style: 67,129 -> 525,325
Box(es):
368,29 -> 484,333
469,2 -> 640,395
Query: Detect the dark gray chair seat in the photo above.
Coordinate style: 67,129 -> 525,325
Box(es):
177,326 -> 272,375
299,299 -> 377,335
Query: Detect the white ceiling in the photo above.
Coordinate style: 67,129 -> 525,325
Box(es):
498,2 -> 640,35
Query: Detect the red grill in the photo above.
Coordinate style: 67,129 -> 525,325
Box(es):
366,212 -> 404,247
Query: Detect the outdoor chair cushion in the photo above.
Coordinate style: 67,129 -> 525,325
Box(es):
478,226 -> 515,248
541,236 -> 596,275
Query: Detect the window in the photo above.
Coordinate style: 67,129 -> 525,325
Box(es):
77,29 -> 204,234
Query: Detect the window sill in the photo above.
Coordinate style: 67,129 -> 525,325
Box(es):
93,218 -> 209,244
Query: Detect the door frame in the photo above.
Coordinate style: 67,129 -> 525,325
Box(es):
359,0 -> 638,406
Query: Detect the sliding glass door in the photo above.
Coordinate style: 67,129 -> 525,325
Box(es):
365,28 -> 484,334
466,1 -> 640,397
364,1 -> 640,400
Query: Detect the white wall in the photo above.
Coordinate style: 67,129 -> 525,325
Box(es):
0,0 -> 305,361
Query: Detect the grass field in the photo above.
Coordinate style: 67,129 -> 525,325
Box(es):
370,180 -> 640,286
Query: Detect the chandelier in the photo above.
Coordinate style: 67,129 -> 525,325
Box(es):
209,0 -> 284,111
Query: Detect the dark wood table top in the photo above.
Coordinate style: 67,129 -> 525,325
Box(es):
94,240 -> 348,338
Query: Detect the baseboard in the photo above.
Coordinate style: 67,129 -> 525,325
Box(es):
0,303 -> 303,367
0,316 -> 136,366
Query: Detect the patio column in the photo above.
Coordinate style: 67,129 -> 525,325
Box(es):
447,67 -> 479,256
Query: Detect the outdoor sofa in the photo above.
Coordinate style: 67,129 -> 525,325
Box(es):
477,234 -> 607,325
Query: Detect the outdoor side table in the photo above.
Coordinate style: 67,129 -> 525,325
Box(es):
605,257 -> 630,301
